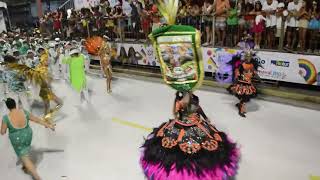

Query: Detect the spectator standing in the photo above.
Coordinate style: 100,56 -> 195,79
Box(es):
227,0 -> 239,47
308,1 -> 320,53
46,14 -> 53,37
177,1 -> 188,25
93,6 -> 103,36
67,11 -> 76,40
252,1 -> 265,49
39,16 -> 47,36
141,0 -> 152,41
53,11 -> 62,38
214,0 -> 230,46
188,1 -> 200,29
115,6 -> 125,42
131,0 -> 142,40
202,0 -> 214,46
122,0 -> 133,32
151,4 -> 161,31
237,0 -> 249,42
275,3 -> 287,48
297,0 -> 309,51
105,5 -> 116,40
262,0 -> 278,49
286,0 -> 301,49
99,0 -> 109,15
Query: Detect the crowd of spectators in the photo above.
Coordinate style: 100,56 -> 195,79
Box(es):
38,0 -> 320,54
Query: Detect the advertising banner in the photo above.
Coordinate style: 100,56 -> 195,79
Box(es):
113,43 -> 320,86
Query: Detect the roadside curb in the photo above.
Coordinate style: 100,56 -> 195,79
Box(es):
113,67 -> 320,104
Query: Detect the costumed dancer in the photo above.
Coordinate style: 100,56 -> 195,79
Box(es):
227,50 -> 261,117
0,39 -> 9,108
85,37 -> 112,93
25,50 -> 40,69
63,48 -> 89,104
3,46 -> 63,116
48,42 -> 61,80
1,98 -> 55,180
25,50 -> 41,104
140,1 -> 240,179
80,39 -> 91,72
0,59 -> 7,114
2,55 -> 30,111
61,42 -> 72,82
36,47 -> 63,115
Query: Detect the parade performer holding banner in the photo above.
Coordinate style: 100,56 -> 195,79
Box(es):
85,36 -> 112,93
140,1 -> 240,179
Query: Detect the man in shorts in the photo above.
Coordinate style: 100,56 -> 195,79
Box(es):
214,0 -> 230,46
262,0 -> 278,49
286,0 -> 301,49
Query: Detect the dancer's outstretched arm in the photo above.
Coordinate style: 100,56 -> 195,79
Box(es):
0,118 -> 7,135
29,113 -> 55,131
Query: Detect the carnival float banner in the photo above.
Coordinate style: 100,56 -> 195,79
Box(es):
111,43 -> 320,86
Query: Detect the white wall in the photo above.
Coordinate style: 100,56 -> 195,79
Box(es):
0,10 -> 6,32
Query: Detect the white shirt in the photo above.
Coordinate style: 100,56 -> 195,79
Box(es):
276,15 -> 287,29
109,0 -> 120,8
287,2 -> 302,27
122,1 -> 132,16
262,0 -> 278,27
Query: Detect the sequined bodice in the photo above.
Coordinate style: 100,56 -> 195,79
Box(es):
155,97 -> 223,154
179,104 -> 200,124
239,63 -> 254,83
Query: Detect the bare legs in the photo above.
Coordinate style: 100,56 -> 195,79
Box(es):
267,27 -> 275,49
237,100 -> 246,118
104,68 -> 112,93
254,32 -> 262,49
43,94 -> 63,115
299,27 -> 307,51
204,26 -> 212,44
21,156 -> 41,180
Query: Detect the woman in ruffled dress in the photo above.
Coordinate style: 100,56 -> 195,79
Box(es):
228,51 -> 259,117
140,91 -> 240,180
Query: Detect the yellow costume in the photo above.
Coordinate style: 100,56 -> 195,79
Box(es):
36,51 -> 55,101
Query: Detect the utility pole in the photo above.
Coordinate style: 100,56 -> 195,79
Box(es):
37,0 -> 43,18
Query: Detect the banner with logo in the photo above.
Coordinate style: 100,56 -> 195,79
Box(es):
112,43 -> 320,86
258,52 -> 320,86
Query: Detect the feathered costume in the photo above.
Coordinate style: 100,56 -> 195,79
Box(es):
140,1 -> 240,179
2,50 -> 62,120
227,50 -> 262,117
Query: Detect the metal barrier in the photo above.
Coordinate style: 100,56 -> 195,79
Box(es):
58,0 -> 75,12
60,13 -> 320,55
